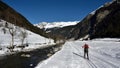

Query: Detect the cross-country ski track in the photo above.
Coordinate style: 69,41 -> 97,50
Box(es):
36,39 -> 120,68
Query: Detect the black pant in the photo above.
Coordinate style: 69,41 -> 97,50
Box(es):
84,49 -> 89,59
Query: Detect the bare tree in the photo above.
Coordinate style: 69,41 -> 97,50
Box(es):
19,28 -> 28,46
9,25 -> 16,46
0,40 -> 2,50
7,23 -> 17,47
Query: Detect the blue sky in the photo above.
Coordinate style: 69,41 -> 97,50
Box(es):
3,0 -> 112,24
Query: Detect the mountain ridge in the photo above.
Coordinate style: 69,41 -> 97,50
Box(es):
1,0 -> 120,41
0,1 -> 50,39
47,0 -> 120,40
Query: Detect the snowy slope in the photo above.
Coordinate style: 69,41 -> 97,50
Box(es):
35,21 -> 78,29
0,20 -> 54,55
36,38 -> 120,68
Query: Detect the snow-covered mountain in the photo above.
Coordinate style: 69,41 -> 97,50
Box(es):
43,0 -> 120,40
35,21 -> 78,29
36,38 -> 120,68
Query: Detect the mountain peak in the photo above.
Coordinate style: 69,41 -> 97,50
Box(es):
35,21 -> 78,29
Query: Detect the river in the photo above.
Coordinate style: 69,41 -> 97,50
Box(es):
0,43 -> 63,68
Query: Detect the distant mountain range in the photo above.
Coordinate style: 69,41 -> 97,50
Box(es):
35,21 -> 78,29
0,0 -> 120,41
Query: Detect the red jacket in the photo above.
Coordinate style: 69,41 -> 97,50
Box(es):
82,44 -> 89,48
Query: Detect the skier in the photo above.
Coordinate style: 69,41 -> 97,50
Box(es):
82,43 -> 89,60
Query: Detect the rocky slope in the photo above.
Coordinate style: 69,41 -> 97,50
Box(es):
89,1 -> 120,39
48,0 -> 120,40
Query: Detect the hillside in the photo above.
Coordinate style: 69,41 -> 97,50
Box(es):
89,1 -> 120,39
0,20 -> 54,55
0,1 -> 51,39
75,0 -> 120,39
47,0 -> 120,40
35,21 -> 78,41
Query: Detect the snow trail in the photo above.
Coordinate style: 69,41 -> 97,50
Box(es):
36,39 -> 120,68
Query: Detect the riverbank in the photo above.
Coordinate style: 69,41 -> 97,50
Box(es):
0,43 -> 64,68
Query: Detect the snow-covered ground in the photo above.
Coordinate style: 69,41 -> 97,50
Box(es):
0,20 -> 55,56
36,38 -> 120,68
35,21 -> 78,29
